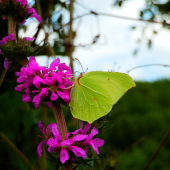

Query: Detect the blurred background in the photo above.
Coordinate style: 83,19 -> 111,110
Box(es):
1,0 -> 170,169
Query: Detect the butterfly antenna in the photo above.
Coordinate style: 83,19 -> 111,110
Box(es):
75,58 -> 84,73
85,68 -> 88,73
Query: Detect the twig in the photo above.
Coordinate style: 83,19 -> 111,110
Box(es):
127,64 -> 170,74
143,127 -> 170,170
68,0 -> 74,73
35,0 -> 56,58
54,10 -> 170,31
0,131 -> 36,170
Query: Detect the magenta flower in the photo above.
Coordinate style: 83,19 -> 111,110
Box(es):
0,0 -> 41,24
37,120 -> 57,156
37,121 -> 104,164
15,56 -> 73,108
37,121 -> 87,163
0,34 -> 35,70
79,122 -> 105,155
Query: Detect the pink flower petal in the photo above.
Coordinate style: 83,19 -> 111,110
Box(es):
28,8 -> 41,23
88,128 -> 98,140
57,90 -> 70,103
68,146 -> 86,158
47,102 -> 53,108
15,84 -> 25,92
22,93 -> 31,103
33,76 -> 44,88
46,138 -> 58,147
58,63 -> 71,72
51,124 -> 61,141
49,58 -> 60,71
71,135 -> 87,142
80,123 -> 91,135
65,128 -> 82,140
50,92 -> 58,101
40,88 -> 48,97
32,94 -> 41,109
4,58 -> 9,70
38,121 -> 45,134
88,142 -> 100,154
60,148 -> 69,164
37,140 -> 46,157
92,138 -> 104,147
60,139 -> 73,146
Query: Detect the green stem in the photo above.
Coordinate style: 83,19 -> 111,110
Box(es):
143,127 -> 170,170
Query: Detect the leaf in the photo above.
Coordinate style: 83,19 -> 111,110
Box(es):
69,71 -> 136,123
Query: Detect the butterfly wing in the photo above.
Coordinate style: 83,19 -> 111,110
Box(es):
69,71 -> 136,123
85,71 -> 136,104
69,76 -> 112,123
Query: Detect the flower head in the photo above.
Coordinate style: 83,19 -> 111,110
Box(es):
15,56 -> 73,108
0,0 -> 41,24
0,34 -> 35,70
37,121 -> 104,164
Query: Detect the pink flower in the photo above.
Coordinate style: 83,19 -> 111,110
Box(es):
37,121 -> 104,164
37,121 -> 87,163
0,34 -> 35,70
4,58 -> 9,70
0,0 -> 41,24
37,120 -> 56,156
15,56 -> 73,108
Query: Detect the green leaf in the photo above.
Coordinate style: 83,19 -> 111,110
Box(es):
69,71 -> 136,123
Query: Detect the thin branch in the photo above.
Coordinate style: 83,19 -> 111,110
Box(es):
55,10 -> 170,31
127,64 -> 170,74
143,127 -> 170,170
0,131 -> 36,170
68,0 -> 74,73
35,0 -> 56,58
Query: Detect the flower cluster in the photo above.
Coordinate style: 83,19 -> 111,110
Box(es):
0,0 -> 41,24
0,33 -> 35,69
37,121 -> 104,164
15,56 -> 73,108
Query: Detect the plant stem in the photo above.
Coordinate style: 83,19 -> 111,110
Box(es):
51,102 -> 67,141
51,102 -> 72,169
8,16 -> 16,36
143,127 -> 170,170
63,159 -> 72,170
0,68 -> 7,87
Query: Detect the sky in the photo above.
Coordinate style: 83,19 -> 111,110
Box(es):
21,0 -> 170,82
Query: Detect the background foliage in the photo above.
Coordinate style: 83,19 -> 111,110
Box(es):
1,80 -> 170,169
